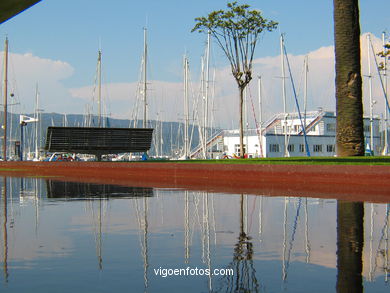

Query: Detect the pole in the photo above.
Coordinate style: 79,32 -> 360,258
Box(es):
3,37 -> 8,161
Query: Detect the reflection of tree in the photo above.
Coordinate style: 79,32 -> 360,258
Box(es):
336,201 -> 364,293
215,194 -> 259,292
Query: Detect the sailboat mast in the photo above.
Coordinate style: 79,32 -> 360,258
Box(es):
258,76 -> 263,133
383,32 -> 388,155
304,56 -> 308,130
35,85 -> 39,160
204,31 -> 211,159
184,55 -> 189,158
367,34 -> 374,152
280,34 -> 288,157
3,37 -> 8,161
97,50 -> 102,127
143,28 -> 148,128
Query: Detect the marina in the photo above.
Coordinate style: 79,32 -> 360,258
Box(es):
0,1 -> 389,292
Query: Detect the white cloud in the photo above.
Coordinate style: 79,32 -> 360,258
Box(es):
1,32 -> 387,129
0,51 -> 86,115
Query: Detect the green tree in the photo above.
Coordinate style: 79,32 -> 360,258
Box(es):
333,0 -> 364,156
192,1 -> 277,158
377,42 -> 389,71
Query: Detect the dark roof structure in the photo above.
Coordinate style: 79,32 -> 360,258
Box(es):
0,0 -> 41,24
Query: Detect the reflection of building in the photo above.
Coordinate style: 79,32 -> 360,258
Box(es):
46,180 -> 154,198
201,110 -> 381,158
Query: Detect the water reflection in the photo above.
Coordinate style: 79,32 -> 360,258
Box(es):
336,201 -> 364,293
2,177 -> 8,283
46,180 -> 154,199
0,177 -> 389,292
215,194 -> 259,292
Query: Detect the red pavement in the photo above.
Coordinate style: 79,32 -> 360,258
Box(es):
0,161 -> 389,203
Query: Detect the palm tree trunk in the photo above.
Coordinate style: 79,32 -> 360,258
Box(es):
334,0 -> 364,156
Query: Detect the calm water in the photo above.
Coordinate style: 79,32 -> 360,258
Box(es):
0,177 -> 389,293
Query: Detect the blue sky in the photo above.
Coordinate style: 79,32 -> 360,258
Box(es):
0,0 -> 389,127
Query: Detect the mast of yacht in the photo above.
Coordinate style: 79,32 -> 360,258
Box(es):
304,56 -> 308,131
383,32 -> 388,155
280,35 -> 288,157
367,34 -> 374,153
203,31 -> 211,159
142,28 -> 148,129
257,76 -> 264,157
184,56 -> 190,159
34,85 -> 39,160
97,49 -> 102,127
3,37 -> 8,161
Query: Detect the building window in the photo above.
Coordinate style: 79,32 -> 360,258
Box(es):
313,144 -> 323,153
294,125 -> 301,132
299,144 -> 305,153
364,125 -> 370,133
326,123 -> 336,132
234,144 -> 246,154
288,144 -> 295,152
327,144 -> 335,152
269,144 -> 280,153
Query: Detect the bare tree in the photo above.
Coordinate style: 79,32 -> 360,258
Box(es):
192,2 -> 277,158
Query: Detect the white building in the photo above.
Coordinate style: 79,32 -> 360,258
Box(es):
198,110 -> 382,158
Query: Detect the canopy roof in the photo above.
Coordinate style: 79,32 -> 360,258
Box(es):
0,0 -> 41,24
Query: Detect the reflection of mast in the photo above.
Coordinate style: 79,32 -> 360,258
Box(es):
258,196 -> 263,242
135,196 -> 149,292
201,192 -> 212,291
2,177 -> 8,283
184,191 -> 190,263
282,197 -> 288,280
89,197 -> 104,270
386,204 -> 389,282
34,178 -> 40,234
97,197 -> 103,270
369,203 -> 375,281
304,198 -> 311,263
143,197 -> 149,292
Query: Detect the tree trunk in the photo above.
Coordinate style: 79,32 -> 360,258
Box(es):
239,86 -> 245,158
334,0 -> 364,156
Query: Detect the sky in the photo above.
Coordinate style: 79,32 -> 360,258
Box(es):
0,0 -> 389,129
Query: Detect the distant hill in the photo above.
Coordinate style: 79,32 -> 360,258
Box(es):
2,112 -> 221,158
